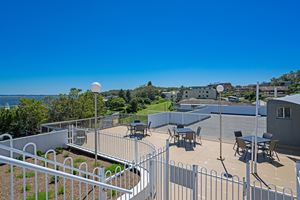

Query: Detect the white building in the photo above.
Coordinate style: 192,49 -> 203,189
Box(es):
161,91 -> 178,101
182,86 -> 217,100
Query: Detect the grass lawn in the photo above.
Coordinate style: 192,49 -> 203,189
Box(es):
137,101 -> 171,115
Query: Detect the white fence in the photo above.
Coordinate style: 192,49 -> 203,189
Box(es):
148,112 -> 210,128
0,130 -> 68,158
297,161 -> 300,200
0,134 -> 133,200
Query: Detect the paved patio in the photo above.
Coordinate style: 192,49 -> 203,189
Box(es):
95,125 -> 300,192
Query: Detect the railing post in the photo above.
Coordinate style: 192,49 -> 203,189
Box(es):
245,159 -> 251,200
165,139 -> 170,200
297,161 -> 300,200
149,155 -> 155,199
192,165 -> 198,200
134,138 -> 138,163
98,167 -> 106,200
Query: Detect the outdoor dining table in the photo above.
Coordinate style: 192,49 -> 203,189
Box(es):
240,135 -> 271,144
175,128 -> 196,147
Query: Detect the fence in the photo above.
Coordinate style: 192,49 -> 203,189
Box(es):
297,161 -> 300,200
0,134 -> 133,200
148,112 -> 210,128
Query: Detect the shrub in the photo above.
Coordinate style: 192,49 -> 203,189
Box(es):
17,171 -> 35,179
36,150 -> 44,157
93,161 -> 101,167
55,147 -> 63,155
58,186 -> 64,195
21,184 -> 32,193
63,152 -> 69,158
74,157 -> 86,163
105,164 -> 124,173
49,175 -> 59,184
107,189 -> 117,197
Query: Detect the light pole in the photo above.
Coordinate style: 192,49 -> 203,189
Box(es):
216,85 -> 224,161
91,82 -> 101,163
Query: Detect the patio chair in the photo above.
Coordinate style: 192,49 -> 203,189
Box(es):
235,138 -> 251,160
134,120 -> 141,123
177,124 -> 184,128
168,128 -> 179,143
233,131 -> 243,150
183,132 -> 194,147
262,132 -> 273,139
134,124 -> 146,135
195,126 -> 202,145
146,121 -> 152,135
259,140 -> 280,161
126,124 -> 134,136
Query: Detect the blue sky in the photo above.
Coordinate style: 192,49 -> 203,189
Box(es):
0,0 -> 299,94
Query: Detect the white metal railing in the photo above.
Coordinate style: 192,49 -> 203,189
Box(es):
0,134 -> 140,200
297,161 -> 300,200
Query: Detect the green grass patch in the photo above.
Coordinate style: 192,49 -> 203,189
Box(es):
17,171 -> 35,179
26,191 -> 54,200
137,101 -> 171,115
105,164 -> 124,173
74,157 -> 87,163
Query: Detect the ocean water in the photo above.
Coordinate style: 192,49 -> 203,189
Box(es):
0,95 -> 53,107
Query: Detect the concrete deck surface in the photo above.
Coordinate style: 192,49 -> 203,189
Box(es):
91,125 -> 300,193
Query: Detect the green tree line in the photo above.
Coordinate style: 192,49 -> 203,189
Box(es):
0,81 -> 162,137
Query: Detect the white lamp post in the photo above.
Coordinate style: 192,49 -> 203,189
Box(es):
91,82 -> 101,163
216,85 -> 224,161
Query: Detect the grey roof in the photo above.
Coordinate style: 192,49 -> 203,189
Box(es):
274,94 -> 300,105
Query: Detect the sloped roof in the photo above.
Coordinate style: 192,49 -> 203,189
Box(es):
274,94 -> 300,105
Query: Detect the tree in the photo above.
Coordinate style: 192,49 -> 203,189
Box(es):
127,98 -> 138,113
106,97 -> 126,111
147,81 -> 152,86
118,89 -> 126,100
125,90 -> 131,103
18,98 -> 48,134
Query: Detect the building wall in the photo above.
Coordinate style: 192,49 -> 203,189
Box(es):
267,100 -> 300,147
182,87 -> 217,99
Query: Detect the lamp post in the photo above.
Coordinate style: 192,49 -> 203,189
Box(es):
216,85 -> 224,161
91,82 -> 101,163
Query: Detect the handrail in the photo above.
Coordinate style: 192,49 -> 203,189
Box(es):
0,155 -> 132,194
0,144 -> 101,180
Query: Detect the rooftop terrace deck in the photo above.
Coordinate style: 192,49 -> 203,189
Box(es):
84,125 -> 300,192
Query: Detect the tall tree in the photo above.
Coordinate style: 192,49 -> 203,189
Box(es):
118,89 -> 126,100
125,90 -> 131,103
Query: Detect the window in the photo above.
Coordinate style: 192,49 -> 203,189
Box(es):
206,91 -> 209,93
277,107 -> 291,119
185,95 -> 188,98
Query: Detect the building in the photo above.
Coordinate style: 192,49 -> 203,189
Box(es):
161,91 -> 178,101
260,86 -> 288,98
267,94 -> 300,148
208,82 -> 233,91
182,86 -> 217,99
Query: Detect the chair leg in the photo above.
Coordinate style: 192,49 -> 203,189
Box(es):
233,142 -> 237,150
275,152 -> 280,161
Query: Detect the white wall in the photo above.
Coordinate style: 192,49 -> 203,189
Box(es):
0,130 -> 68,158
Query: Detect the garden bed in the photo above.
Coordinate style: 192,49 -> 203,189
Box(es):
0,148 -> 140,200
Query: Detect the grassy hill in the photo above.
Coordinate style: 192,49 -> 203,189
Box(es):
137,101 -> 172,115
